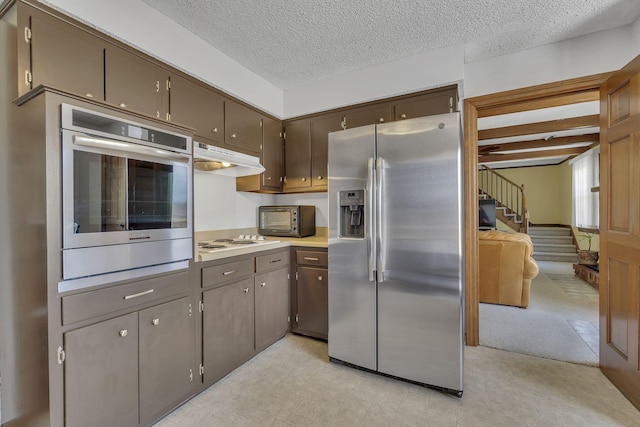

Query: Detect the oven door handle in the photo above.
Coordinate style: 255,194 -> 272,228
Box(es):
73,135 -> 191,162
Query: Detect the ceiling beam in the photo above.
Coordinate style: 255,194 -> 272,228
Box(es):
478,114 -> 599,140
478,146 -> 590,163
477,90 -> 600,118
479,134 -> 599,153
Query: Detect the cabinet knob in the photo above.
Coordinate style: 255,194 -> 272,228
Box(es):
243,287 -> 250,293
212,127 -> 218,133
230,133 -> 237,139
156,111 -> 160,118
267,176 -> 272,180
119,103 -> 127,109
318,275 -> 323,281
379,118 -> 384,122
119,329 -> 128,337
260,282 -> 266,287
317,176 -> 323,180
151,318 -> 159,326
85,92 -> 94,98
301,177 -> 306,182
400,114 -> 407,119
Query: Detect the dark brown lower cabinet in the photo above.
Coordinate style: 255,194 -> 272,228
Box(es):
63,296 -> 192,427
139,297 -> 193,423
200,250 -> 290,387
255,267 -> 290,350
296,266 -> 329,339
64,313 -> 139,427
292,248 -> 329,340
202,277 -> 255,386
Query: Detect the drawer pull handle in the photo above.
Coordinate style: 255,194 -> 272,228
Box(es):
243,287 -> 250,293
260,282 -> 266,287
230,133 -> 237,139
318,276 -> 323,281
124,289 -> 154,300
223,270 -> 237,276
151,318 -> 159,326
119,103 -> 127,108
269,259 -> 281,264
119,329 -> 128,337
303,257 -> 319,261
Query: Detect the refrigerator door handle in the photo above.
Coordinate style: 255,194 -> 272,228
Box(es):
367,157 -> 375,282
376,157 -> 385,283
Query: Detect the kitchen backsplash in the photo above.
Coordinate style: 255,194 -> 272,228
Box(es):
194,171 -> 329,231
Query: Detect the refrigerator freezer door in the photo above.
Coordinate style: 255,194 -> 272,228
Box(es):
328,125 -> 377,371
375,114 -> 464,392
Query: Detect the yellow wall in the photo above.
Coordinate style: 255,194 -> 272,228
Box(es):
497,163 -> 572,225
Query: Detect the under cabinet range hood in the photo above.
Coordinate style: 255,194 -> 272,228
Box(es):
193,142 -> 265,177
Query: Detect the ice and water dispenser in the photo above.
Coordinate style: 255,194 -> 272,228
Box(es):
338,190 -> 365,238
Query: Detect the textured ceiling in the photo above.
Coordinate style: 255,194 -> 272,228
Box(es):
141,0 -> 640,89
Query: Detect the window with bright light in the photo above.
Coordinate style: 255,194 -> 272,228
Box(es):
570,147 -> 599,229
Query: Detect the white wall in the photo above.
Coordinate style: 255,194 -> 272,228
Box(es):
41,0 -> 283,116
464,25 -> 635,98
283,45 -> 464,118
194,172 -> 275,231
274,193 -> 329,227
633,16 -> 640,56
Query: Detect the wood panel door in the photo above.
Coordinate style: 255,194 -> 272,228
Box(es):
599,54 -> 640,410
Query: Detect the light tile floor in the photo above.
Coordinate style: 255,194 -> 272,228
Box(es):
155,334 -> 639,427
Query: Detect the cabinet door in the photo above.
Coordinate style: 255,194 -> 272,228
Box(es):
284,119 -> 311,190
297,267 -> 328,339
345,104 -> 393,129
255,267 -> 290,350
139,297 -> 192,423
170,74 -> 224,145
311,114 -> 343,188
19,3 -> 104,100
261,116 -> 284,191
64,313 -> 139,427
224,100 -> 262,155
105,47 -> 168,120
394,88 -> 459,120
202,278 -> 255,385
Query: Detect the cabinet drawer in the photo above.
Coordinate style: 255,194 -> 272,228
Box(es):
256,250 -> 290,272
62,271 -> 188,325
202,258 -> 254,288
296,250 -> 328,267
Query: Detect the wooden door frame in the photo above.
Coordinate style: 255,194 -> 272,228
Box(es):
463,72 -> 612,345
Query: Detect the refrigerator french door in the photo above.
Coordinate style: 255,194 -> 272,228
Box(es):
328,113 -> 464,395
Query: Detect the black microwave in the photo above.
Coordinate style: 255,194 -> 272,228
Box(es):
258,206 -> 316,238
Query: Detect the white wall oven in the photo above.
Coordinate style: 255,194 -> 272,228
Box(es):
60,104 -> 193,284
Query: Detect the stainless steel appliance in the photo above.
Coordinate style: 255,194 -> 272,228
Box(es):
258,205 -> 316,237
193,142 -> 265,176
61,104 -> 193,282
328,114 -> 464,396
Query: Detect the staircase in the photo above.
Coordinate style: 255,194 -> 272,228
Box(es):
529,226 -> 578,263
478,165 -> 529,233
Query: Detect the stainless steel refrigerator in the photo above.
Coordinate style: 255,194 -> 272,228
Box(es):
328,113 -> 464,396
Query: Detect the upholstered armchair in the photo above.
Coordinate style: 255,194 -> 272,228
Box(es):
478,230 -> 539,308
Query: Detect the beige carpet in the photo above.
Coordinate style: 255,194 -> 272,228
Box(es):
479,264 -> 599,366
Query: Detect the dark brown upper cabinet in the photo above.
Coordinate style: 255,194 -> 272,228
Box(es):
283,118 -> 312,191
344,104 -> 393,129
18,2 -> 104,100
105,47 -> 169,120
311,114 -> 343,189
169,74 -> 224,146
260,117 -> 284,191
394,87 -> 459,120
224,101 -> 262,155
236,116 -> 284,193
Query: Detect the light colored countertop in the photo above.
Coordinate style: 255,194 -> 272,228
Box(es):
195,228 -> 327,263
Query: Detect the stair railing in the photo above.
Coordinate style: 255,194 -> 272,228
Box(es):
478,165 -> 529,233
